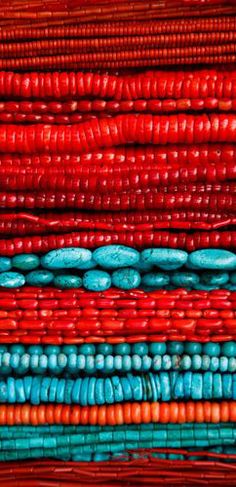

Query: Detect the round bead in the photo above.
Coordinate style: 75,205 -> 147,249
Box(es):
12,254 -> 40,271
221,342 -> 236,358
26,270 -> 54,286
93,245 -> 140,269
0,257 -> 11,273
167,342 -> 184,354
9,345 -> 25,354
83,270 -> 111,291
41,247 -> 92,270
149,343 -> 166,355
114,344 -> 130,355
78,345 -> 95,356
53,274 -> 82,289
27,345 -> 43,355
0,272 -> 25,288
184,342 -> 202,355
97,343 -> 113,355
111,268 -> 141,290
141,248 -> 188,270
203,343 -> 220,357
132,343 -> 148,356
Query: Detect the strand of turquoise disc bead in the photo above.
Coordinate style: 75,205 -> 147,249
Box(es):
0,372 -> 235,404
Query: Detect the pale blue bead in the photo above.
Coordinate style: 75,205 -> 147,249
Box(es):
83,270 -> 111,291
0,272 -> 25,288
141,272 -> 169,287
141,248 -> 188,270
12,254 -> 40,271
41,247 -> 92,270
0,257 -> 11,272
26,270 -> 54,286
201,271 -> 229,286
93,245 -> 140,269
111,268 -> 141,290
188,249 -> 236,270
53,274 -> 82,289
170,272 -> 200,287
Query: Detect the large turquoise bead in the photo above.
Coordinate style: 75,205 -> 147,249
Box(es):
111,268 -> 141,290
188,249 -> 236,270
141,248 -> 188,270
93,245 -> 140,269
26,270 -> 54,286
54,274 -> 82,289
41,247 -> 92,270
141,272 -> 170,287
83,270 -> 111,291
0,272 -> 25,288
0,257 -> 11,273
12,254 -> 40,271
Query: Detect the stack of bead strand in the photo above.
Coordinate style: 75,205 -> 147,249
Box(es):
0,0 -> 235,485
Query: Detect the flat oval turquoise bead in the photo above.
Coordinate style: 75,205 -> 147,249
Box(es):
41,247 -> 92,270
188,249 -> 236,270
141,272 -> 170,287
83,270 -> 111,291
170,272 -> 200,287
26,270 -> 54,286
12,254 -> 40,271
0,257 -> 11,272
111,268 -> 141,290
53,274 -> 82,289
201,271 -> 229,286
0,272 -> 25,288
141,248 -> 188,270
93,245 -> 139,269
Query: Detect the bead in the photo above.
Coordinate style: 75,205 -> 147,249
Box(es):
201,272 -> 229,286
93,245 -> 139,269
188,250 -> 236,270
141,273 -> 170,287
141,248 -> 188,270
41,247 -> 92,270
203,343 -> 221,357
53,274 -> 82,289
78,345 -> 95,356
26,270 -> 54,286
114,344 -> 130,355
170,272 -> 199,287
222,342 -> 236,358
185,343 -> 202,355
83,270 -> 111,291
167,342 -> 184,355
150,343 -> 166,355
97,344 -> 113,355
12,254 -> 40,271
0,257 -> 11,273
111,268 -> 141,290
132,343 -> 148,356
0,272 -> 25,288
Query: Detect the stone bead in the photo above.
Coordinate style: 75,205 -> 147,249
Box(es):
221,342 -> 236,358
0,272 -> 25,288
115,344 -> 130,355
203,343 -> 220,357
26,270 -> 54,286
149,343 -> 166,355
141,248 -> 188,270
93,245 -> 140,269
83,270 -> 111,291
188,249 -> 236,270
184,342 -> 202,355
201,271 -> 229,286
53,274 -> 82,289
167,342 -> 184,355
230,273 -> 236,284
170,272 -> 200,287
132,343 -> 148,356
12,253 -> 40,271
141,272 -> 170,287
97,344 -> 113,355
41,247 -> 92,270
111,268 -> 141,290
0,257 -> 11,273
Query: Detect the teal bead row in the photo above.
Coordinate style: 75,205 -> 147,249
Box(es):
0,351 -> 235,376
2,341 -> 235,358
0,372 -> 235,404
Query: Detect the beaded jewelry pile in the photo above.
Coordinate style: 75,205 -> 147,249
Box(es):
0,0 -> 235,485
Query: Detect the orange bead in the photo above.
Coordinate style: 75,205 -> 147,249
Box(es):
151,402 -> 160,422
107,405 -> 116,425
38,404 -> 46,424
123,403 -> 132,424
131,403 -> 141,424
203,401 -> 211,422
97,405 -> 106,426
70,406 -> 81,424
159,403 -> 170,423
169,402 -> 178,423
89,406 -> 98,425
0,406 -> 6,425
114,403 -> 124,425
141,402 -> 151,423
45,404 -> 54,424
186,401 -> 195,422
211,403 -> 220,423
177,403 -> 186,423
80,406 -> 89,425
221,401 -> 229,422
195,403 -> 204,423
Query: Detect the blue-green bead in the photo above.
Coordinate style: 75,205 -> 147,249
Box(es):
202,355 -> 210,370
203,343 -> 220,357
57,353 -> 67,368
12,254 -> 40,271
162,355 -> 172,370
0,257 -> 11,272
230,273 -> 236,284
23,376 -> 32,400
30,377 -> 40,404
228,358 -> 236,372
7,377 -> 15,403
149,373 -> 157,401
64,379 -> 73,404
170,272 -> 199,287
192,355 -> 202,370
26,270 -> 54,286
72,379 -> 81,403
56,378 -> 65,403
184,342 -> 202,355
160,372 -> 170,401
104,355 -> 113,372
86,355 -> 95,374
132,343 -> 148,356
122,355 -> 131,372
0,381 -> 7,402
88,377 -> 96,406
222,374 -> 232,399
114,344 -> 130,355
201,271 -> 229,286
49,377 -> 59,402
77,355 -> 85,370
192,373 -> 202,400
95,354 -> 104,371
141,248 -> 188,270
0,272 -> 25,288
149,342 -> 166,355
76,259 -> 97,270
134,260 -> 153,272
141,273 -> 170,287
153,355 -> 162,370
203,372 -> 212,399
142,355 -> 152,371
210,357 -> 219,372
83,270 -> 111,291
53,274 -> 82,289
97,344 -> 113,355
78,344 -> 95,355
10,353 -> 20,369
95,378 -> 104,405
221,342 -> 236,357
41,247 -> 92,270
181,355 -> 191,370
213,373 -> 222,399
9,345 -> 25,354
219,357 -> 228,372
93,245 -> 139,269
105,377 -> 114,404
120,377 -> 132,401
188,249 -> 236,270
183,372 -> 192,398
114,355 -> 122,371
111,268 -> 141,290
28,346 -> 43,355
80,377 -> 89,406
41,377 -> 51,402
167,342 -> 184,354
131,354 -> 141,371
61,345 -> 77,355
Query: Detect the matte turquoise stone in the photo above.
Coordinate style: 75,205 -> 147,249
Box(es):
12,254 -> 40,271
149,343 -> 166,355
141,272 -> 170,287
230,273 -> 236,284
170,272 -> 200,287
53,274 -> 82,289
83,270 -> 111,291
26,270 -> 54,286
203,343 -> 220,357
184,342 -> 202,355
188,249 -> 236,270
222,342 -> 236,358
93,245 -> 140,269
0,257 -> 11,272
201,271 -> 229,286
132,343 -> 148,356
111,268 -> 141,290
41,247 -> 92,270
0,272 -> 25,288
141,248 -> 188,270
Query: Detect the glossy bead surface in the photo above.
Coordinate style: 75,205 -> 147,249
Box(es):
0,272 -> 25,288
12,254 -> 40,271
41,247 -> 92,270
93,245 -> 140,269
141,248 -> 188,270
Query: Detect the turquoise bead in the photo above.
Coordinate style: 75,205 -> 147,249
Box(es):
41,247 -> 92,270
149,343 -> 166,355
192,355 -> 202,370
111,268 -> 141,290
141,272 -> 170,287
201,271 -> 229,286
0,257 -> 11,272
188,249 -> 236,270
221,342 -> 236,357
10,344 -> 25,354
93,245 -> 139,269
141,248 -> 188,270
78,345 -> 95,355
76,259 -> 97,270
62,346 -> 77,355
44,346 -> 60,355
170,272 -> 199,287
203,343 -> 220,357
167,342 -> 184,354
132,343 -> 148,356
184,342 -> 202,355
97,344 -> 113,355
230,273 -> 236,284
26,270 -> 54,286
28,346 -> 43,355
115,344 -> 130,355
53,274 -> 82,289
0,272 -> 25,288
12,254 -> 40,271
83,270 -> 111,291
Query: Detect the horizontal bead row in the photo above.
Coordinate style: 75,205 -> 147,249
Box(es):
0,401 -> 235,425
0,372 -> 235,404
